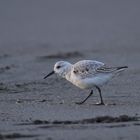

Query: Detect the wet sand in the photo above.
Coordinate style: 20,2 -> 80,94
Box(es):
0,0 -> 140,139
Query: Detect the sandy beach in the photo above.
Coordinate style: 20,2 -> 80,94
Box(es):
0,0 -> 140,139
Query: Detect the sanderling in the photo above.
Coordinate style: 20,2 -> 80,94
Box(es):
44,60 -> 128,105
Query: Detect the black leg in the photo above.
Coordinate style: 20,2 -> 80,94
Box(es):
95,86 -> 105,105
76,90 -> 93,105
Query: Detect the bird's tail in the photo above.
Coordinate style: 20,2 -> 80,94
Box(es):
117,66 -> 128,70
115,66 -> 128,73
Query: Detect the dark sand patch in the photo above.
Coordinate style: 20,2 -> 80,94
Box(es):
18,115 -> 139,126
37,51 -> 83,60
105,124 -> 130,128
133,123 -> 140,126
14,81 -> 50,93
0,54 -> 10,59
0,66 -> 12,74
0,83 -> 11,92
15,81 -> 47,88
0,133 -> 38,139
0,84 -> 22,94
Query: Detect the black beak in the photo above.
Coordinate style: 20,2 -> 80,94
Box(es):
44,71 -> 55,79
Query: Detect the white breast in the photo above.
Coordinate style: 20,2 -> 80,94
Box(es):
69,73 -> 113,89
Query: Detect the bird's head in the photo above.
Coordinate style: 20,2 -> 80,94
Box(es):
44,61 -> 72,79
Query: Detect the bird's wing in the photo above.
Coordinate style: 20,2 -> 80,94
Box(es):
73,60 -> 126,79
73,60 -> 105,78
96,66 -> 119,73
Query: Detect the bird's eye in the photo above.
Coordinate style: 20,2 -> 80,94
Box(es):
56,66 -> 61,69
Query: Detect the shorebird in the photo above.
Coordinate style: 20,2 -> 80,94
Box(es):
44,60 -> 128,105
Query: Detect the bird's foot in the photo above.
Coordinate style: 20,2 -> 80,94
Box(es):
95,102 -> 105,105
75,101 -> 85,105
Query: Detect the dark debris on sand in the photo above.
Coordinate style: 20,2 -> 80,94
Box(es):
18,115 -> 139,126
81,115 -> 138,124
0,66 -> 11,73
0,65 -> 15,74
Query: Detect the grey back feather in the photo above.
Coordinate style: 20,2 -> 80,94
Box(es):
72,60 -> 126,79
73,60 -> 105,78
